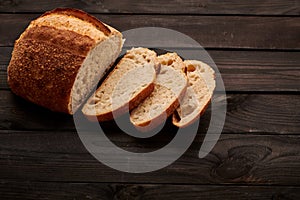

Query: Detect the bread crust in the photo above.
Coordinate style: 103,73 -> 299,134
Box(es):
41,8 -> 111,36
23,25 -> 94,55
8,26 -> 93,113
7,8 -> 121,114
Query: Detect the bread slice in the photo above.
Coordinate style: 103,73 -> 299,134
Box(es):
172,60 -> 216,127
82,48 -> 159,121
7,8 -> 123,114
130,53 -> 187,129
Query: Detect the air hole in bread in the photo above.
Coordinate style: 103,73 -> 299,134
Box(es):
160,69 -> 167,74
173,110 -> 181,121
188,73 -> 200,82
90,97 -> 101,105
167,60 -> 173,65
82,77 -> 87,84
187,64 -> 196,72
126,55 -> 134,59
96,91 -> 104,97
199,67 -> 205,73
166,80 -> 173,84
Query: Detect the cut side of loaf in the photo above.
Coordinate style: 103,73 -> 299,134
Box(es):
172,60 -> 216,127
7,8 -> 123,114
130,53 -> 187,129
82,48 -> 159,121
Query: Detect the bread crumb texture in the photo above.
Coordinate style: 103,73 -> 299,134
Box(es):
82,48 -> 158,120
173,60 -> 215,127
130,84 -> 177,124
130,53 -> 187,127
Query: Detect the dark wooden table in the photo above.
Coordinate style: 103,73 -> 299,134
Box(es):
0,1 -> 300,199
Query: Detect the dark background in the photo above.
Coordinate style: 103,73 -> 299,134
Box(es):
0,0 -> 299,199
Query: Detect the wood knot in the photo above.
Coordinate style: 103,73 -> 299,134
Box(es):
82,0 -> 103,6
212,145 -> 272,181
114,185 -> 145,200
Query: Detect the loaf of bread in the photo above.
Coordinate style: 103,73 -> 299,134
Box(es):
173,60 -> 216,127
7,8 -> 123,114
130,53 -> 187,129
82,48 -> 159,121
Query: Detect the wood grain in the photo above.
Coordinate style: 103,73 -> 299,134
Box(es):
0,0 -> 299,15
0,47 -> 12,65
212,50 -> 300,92
0,131 -> 299,185
2,47 -> 300,66
1,47 -> 299,92
0,182 -> 299,200
0,14 -> 299,49
0,91 -> 299,134
0,90 -> 74,130
0,0 -> 299,197
0,66 -> 8,90
1,65 -> 299,92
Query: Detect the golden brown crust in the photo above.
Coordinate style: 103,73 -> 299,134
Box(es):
129,83 -> 155,111
8,9 -> 122,114
42,8 -> 111,36
8,26 -> 94,113
22,25 -> 95,55
8,38 -> 86,113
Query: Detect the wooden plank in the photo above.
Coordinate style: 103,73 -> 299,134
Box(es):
0,91 -> 299,133
2,47 -> 300,67
209,50 -> 300,92
0,182 -> 299,200
0,90 -> 75,130
1,48 -> 299,92
0,47 -> 12,65
0,68 -> 8,90
0,131 -> 299,185
2,64 -> 299,92
0,14 -> 299,49
0,0 -> 299,15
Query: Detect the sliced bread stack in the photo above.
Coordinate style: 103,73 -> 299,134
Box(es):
129,53 -> 216,129
130,53 -> 187,129
82,48 -> 216,129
